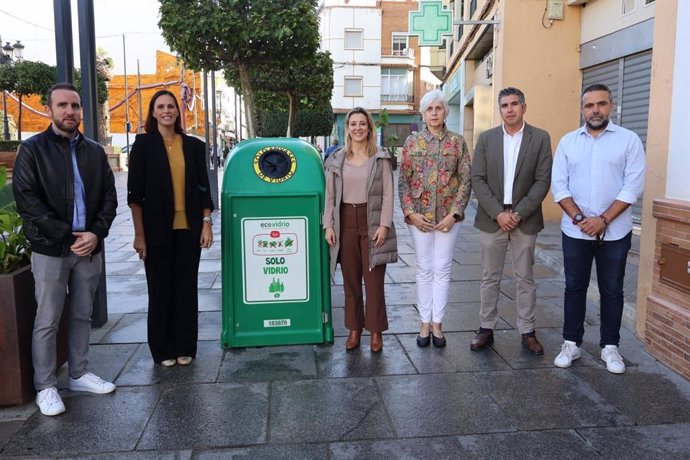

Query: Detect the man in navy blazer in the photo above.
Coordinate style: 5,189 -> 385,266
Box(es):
470,87 -> 552,355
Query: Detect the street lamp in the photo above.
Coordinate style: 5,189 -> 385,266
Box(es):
1,39 -> 24,140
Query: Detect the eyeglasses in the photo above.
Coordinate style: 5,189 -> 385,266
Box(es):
595,228 -> 607,248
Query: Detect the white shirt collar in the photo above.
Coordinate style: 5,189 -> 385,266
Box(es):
502,122 -> 525,137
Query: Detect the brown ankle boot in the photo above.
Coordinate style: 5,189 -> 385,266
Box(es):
346,330 -> 362,350
370,332 -> 383,353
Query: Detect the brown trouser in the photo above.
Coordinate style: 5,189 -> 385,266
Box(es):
339,203 -> 388,333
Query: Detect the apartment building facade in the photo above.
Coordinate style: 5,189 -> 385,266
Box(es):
319,0 -> 440,148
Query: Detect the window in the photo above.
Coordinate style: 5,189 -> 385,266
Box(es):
344,76 -> 363,97
392,34 -> 408,56
344,29 -> 363,49
621,0 -> 636,15
381,68 -> 412,102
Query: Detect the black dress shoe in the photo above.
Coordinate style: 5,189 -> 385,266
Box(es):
431,332 -> 446,348
470,328 -> 494,351
416,334 -> 431,347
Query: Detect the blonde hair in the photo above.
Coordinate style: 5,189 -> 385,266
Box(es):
344,107 -> 378,157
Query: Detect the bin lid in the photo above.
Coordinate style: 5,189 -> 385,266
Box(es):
222,138 -> 324,195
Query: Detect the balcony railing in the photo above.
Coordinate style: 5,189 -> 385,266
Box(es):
385,48 -> 415,58
381,94 -> 414,103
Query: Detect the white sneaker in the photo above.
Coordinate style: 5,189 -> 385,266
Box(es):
69,372 -> 116,394
554,340 -> 581,368
601,345 -> 626,374
36,387 -> 65,416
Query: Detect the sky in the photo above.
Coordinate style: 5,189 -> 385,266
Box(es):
0,0 -> 171,75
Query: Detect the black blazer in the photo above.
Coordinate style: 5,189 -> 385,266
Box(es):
127,131 -> 214,247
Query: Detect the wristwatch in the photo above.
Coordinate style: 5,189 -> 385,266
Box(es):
572,213 -> 584,225
202,216 -> 213,225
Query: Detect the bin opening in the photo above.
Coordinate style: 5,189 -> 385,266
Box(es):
256,148 -> 294,180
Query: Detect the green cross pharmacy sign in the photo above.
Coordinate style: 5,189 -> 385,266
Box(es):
408,0 -> 453,46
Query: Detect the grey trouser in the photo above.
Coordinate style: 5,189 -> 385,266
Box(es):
479,228 -> 538,334
31,251 -> 102,390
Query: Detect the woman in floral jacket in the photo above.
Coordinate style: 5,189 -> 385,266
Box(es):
399,89 -> 471,347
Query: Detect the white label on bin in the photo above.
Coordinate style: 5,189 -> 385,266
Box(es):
264,319 -> 291,328
241,217 -> 309,303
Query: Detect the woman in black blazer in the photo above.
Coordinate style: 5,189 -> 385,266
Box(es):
127,89 -> 214,367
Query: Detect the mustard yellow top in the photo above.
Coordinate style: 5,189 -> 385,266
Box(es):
164,136 -> 189,230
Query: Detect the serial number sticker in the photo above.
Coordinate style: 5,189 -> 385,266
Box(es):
263,319 -> 291,328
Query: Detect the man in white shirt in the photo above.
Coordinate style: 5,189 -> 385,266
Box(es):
470,87 -> 553,355
551,83 -> 646,374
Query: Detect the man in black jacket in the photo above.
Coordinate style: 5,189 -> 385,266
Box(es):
13,83 -> 118,416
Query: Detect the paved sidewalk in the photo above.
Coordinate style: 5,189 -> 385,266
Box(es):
1,171 -> 689,459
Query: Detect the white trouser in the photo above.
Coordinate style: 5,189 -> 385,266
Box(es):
407,223 -> 461,323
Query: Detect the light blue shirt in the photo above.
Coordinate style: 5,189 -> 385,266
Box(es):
70,136 -> 87,231
551,122 -> 646,241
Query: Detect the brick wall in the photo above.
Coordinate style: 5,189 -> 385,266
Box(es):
646,198 -> 690,380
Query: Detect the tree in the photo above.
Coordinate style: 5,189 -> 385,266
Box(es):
10,61 -> 55,141
228,50 -> 333,137
158,0 -> 320,138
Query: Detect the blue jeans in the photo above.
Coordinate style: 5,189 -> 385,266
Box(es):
562,231 -> 632,348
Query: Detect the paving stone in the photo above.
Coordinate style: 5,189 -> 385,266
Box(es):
386,264 -> 418,283
377,373 -> 516,437
314,336 -> 417,378
450,262 -> 484,281
115,341 -> 223,386
1,387 -> 159,457
70,451 -> 192,460
488,327 -> 598,370
105,261 -> 144,276
270,378 -> 394,442
330,307 -> 348,337
199,259 -> 221,273
384,303 -> 423,334
138,382 -> 268,450
441,301 -> 512,332
199,272 -> 219,289
330,436 -> 462,459
101,313 -> 148,344
578,424 -> 690,458
496,296 -> 565,329
398,332 -> 511,374
106,291 -> 148,314
571,367 -> 690,425
456,429 -> 598,458
218,345 -> 317,382
0,421 -> 23,451
198,289 -> 222,312
197,444 -> 328,459
199,311 -> 222,341
476,368 -> 634,430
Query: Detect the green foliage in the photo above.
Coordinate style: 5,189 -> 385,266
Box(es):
231,50 -> 333,136
257,108 -> 333,138
0,140 -> 21,152
159,0 -> 320,71
12,61 -> 56,99
375,108 -> 400,155
0,166 -> 31,274
159,0 -> 322,136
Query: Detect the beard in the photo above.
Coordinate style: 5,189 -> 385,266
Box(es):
585,116 -> 609,131
53,118 -> 80,135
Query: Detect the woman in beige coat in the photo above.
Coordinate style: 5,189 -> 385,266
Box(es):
323,107 -> 398,352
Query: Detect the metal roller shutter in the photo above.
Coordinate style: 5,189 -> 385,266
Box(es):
582,50 -> 652,226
